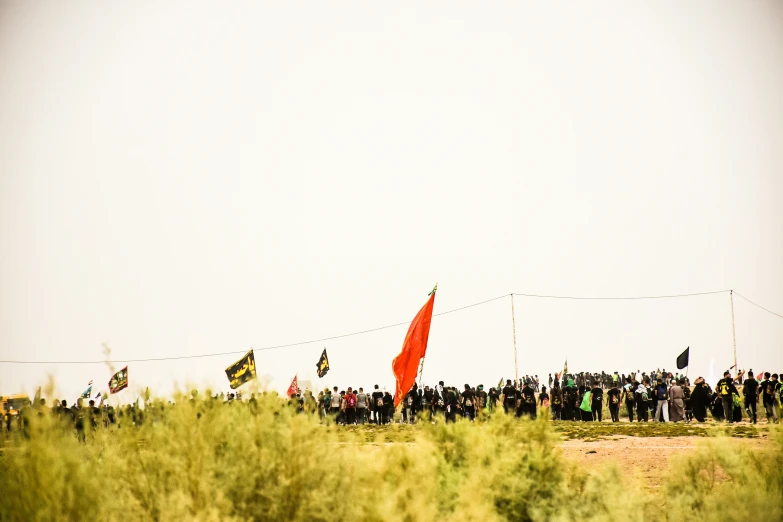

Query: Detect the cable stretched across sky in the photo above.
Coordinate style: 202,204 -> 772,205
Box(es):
0,289 -> 779,365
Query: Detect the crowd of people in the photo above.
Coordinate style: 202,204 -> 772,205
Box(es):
285,368 -> 782,426
3,368 -> 781,440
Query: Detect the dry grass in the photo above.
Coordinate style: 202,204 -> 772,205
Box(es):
0,392 -> 781,522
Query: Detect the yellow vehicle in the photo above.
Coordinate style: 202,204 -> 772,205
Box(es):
1,394 -> 31,421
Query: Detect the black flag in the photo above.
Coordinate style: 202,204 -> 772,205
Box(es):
316,349 -> 329,378
676,347 -> 689,370
225,350 -> 257,389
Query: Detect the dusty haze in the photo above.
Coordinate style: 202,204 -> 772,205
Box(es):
1,1 -> 781,401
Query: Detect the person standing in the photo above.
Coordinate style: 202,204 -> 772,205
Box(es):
330,386 -> 342,422
683,383 -> 693,422
759,373 -> 778,424
344,387 -> 357,425
591,381 -> 604,422
564,379 -> 578,421
383,390 -> 394,424
669,379 -> 685,422
521,381 -> 536,419
404,387 -> 417,424
607,381 -> 621,422
434,381 -> 446,418
716,371 -> 739,423
422,385 -> 433,418
502,379 -> 517,416
579,386 -> 593,421
742,371 -> 759,424
356,388 -> 368,424
371,385 -> 384,425
461,384 -> 476,421
550,381 -> 563,420
538,386 -> 550,417
635,381 -> 649,422
654,378 -> 670,422
690,377 -> 709,422
476,385 -> 488,419
446,387 -> 458,423
622,377 -> 635,422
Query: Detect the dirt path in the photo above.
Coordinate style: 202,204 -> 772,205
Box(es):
558,435 -> 769,488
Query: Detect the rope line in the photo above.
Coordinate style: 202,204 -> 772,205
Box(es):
1,289 -> 779,365
512,290 -> 730,300
0,294 -> 510,364
733,291 -> 783,320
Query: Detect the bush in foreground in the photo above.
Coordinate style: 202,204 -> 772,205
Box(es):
0,392 -> 780,522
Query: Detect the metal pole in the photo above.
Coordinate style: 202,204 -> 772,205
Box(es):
730,289 -> 738,379
511,294 -> 519,385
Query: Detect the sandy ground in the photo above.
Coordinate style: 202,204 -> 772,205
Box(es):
558,435 -> 769,488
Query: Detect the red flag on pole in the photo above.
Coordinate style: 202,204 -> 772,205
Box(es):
287,375 -> 300,397
392,286 -> 437,407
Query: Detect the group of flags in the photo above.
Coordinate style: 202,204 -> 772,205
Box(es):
223,347 -> 331,398
76,367 -> 130,401
222,284 -> 438,407
74,286 -> 700,408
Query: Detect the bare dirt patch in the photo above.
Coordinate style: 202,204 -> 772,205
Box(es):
558,435 -> 769,488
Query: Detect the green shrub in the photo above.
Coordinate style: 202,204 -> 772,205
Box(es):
0,390 -> 780,522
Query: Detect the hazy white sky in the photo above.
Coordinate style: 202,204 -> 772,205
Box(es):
1,1 -> 781,402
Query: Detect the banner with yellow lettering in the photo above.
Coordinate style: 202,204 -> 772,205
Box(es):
225,350 -> 257,389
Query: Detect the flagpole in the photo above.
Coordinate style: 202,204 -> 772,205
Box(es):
417,283 -> 437,388
510,294 -> 519,385
730,290 -> 738,378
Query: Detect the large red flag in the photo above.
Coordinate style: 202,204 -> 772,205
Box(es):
392,287 -> 436,407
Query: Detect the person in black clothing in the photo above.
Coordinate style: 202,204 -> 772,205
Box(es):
88,399 -> 101,429
520,381 -> 536,419
622,377 -> 635,422
682,384 -> 693,422
74,399 -> 86,443
488,387 -> 499,412
576,383 -> 587,421
462,384 -> 476,421
446,387 -> 458,423
716,371 -> 739,423
502,379 -> 517,415
759,373 -> 778,424
371,385 -> 384,425
606,382 -> 621,422
476,385 -> 488,418
383,391 -> 394,424
434,382 -> 446,418
538,386 -> 550,418
421,385 -> 433,417
591,382 -> 604,422
742,371 -> 759,424
563,380 -> 578,421
550,382 -> 562,420
635,380 -> 649,422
